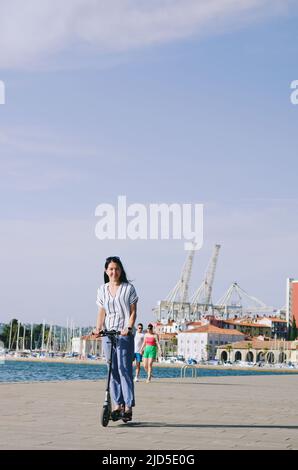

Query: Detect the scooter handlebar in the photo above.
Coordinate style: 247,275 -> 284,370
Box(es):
99,329 -> 121,337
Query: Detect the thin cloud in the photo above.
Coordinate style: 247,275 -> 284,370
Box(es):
0,126 -> 98,191
0,126 -> 98,158
0,0 -> 294,69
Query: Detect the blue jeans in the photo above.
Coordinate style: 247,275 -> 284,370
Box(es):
103,334 -> 135,408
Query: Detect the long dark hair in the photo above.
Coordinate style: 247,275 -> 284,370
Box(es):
104,256 -> 129,284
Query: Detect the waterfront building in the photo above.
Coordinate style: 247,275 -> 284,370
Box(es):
286,278 -> 298,326
256,317 -> 288,339
154,319 -> 207,334
154,320 -> 209,356
153,321 -> 178,356
212,316 -> 288,339
216,338 -> 298,364
154,320 -> 179,334
72,334 -> 102,358
178,324 -> 245,362
183,320 -> 208,330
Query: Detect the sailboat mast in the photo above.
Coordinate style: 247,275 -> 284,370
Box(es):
53,325 -> 56,352
66,317 -> 69,353
30,323 -> 33,351
8,319 -> 13,351
46,323 -> 52,352
16,320 -> 20,352
23,324 -> 26,351
60,327 -> 62,352
41,320 -> 45,351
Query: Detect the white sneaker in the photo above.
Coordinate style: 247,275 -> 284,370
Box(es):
134,377 -> 139,382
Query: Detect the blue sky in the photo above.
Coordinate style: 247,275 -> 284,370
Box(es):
0,0 -> 298,327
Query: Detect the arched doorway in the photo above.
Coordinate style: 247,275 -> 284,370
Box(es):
221,351 -> 228,362
278,352 -> 287,363
257,351 -> 265,362
235,351 -> 242,361
246,351 -> 254,362
266,352 -> 275,364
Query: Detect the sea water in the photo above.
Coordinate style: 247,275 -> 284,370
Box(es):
0,360 -> 297,383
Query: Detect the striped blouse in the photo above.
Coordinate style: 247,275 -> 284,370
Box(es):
96,282 -> 138,331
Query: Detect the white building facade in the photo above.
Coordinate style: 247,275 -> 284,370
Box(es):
217,339 -> 298,364
178,325 -> 245,362
71,335 -> 103,358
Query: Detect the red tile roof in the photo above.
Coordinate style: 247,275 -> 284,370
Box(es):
266,318 -> 287,323
222,319 -> 271,328
236,322 -> 270,328
181,325 -> 245,336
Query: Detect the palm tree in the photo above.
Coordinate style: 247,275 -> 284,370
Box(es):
226,344 -> 233,362
291,318 -> 297,341
171,336 -> 178,356
263,346 -> 269,363
247,342 -> 253,362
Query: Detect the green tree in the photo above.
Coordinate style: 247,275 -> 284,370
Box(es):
0,319 -> 19,349
247,342 -> 253,362
0,323 -> 9,347
171,336 -> 178,355
0,320 -> 50,350
226,344 -> 233,362
263,346 -> 269,363
287,324 -> 291,341
205,344 -> 212,360
290,318 -> 297,341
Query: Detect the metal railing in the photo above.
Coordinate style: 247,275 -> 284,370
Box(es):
180,364 -> 198,378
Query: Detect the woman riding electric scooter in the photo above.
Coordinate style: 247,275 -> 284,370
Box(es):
94,256 -> 138,424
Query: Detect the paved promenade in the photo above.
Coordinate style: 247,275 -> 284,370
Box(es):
1,375 -> 298,450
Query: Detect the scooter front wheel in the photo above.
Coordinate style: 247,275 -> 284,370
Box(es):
101,405 -> 110,427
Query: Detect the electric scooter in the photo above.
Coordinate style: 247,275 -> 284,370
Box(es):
99,329 -> 131,427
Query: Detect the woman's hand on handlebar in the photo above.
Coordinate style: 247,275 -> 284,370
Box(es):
93,328 -> 103,337
120,328 -> 132,336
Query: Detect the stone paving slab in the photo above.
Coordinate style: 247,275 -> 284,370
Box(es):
1,375 -> 298,450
